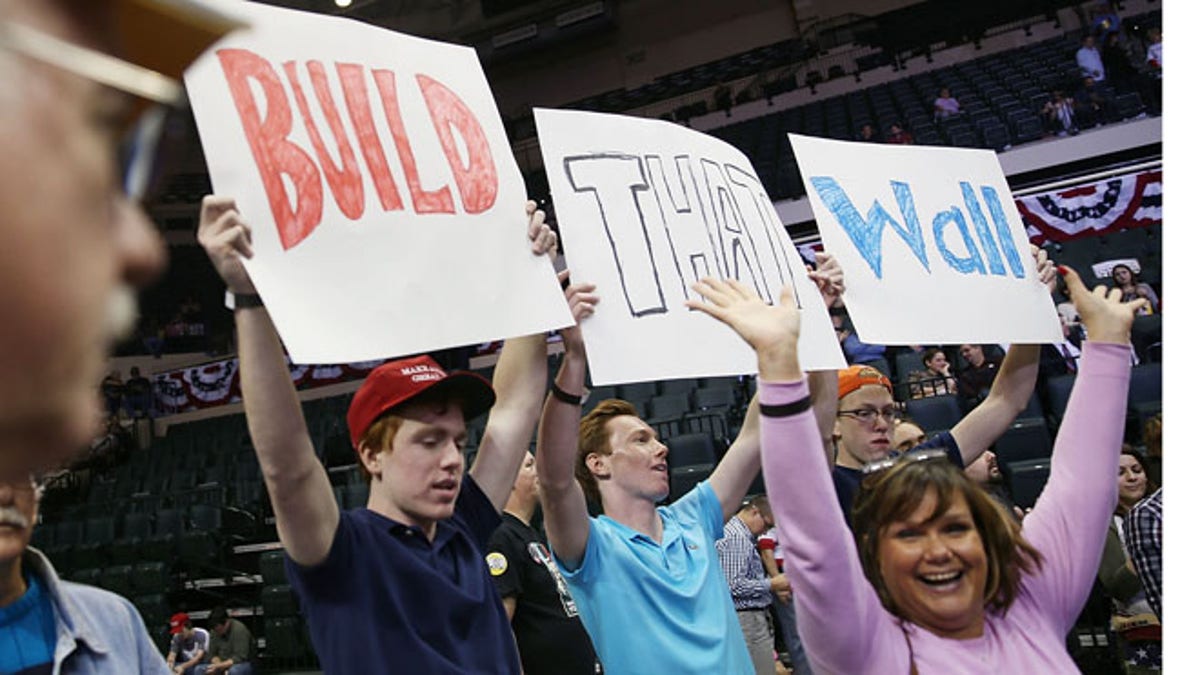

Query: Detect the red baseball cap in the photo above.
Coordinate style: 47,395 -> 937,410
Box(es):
346,355 -> 495,447
169,612 -> 189,635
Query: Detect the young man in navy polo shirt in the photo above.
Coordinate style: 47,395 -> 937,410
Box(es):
198,198 -> 563,674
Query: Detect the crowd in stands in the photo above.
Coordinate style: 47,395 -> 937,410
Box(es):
0,2 -> 1166,675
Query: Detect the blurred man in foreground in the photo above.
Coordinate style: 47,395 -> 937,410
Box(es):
0,0 -> 239,478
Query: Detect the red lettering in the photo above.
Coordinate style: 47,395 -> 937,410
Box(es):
373,69 -> 454,214
216,48 -> 322,251
336,63 -> 404,212
416,74 -> 497,214
283,61 -> 365,221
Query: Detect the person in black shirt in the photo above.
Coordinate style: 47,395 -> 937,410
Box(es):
487,451 -> 602,674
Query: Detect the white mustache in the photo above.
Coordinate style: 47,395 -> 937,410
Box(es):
104,284 -> 139,342
0,505 -> 29,530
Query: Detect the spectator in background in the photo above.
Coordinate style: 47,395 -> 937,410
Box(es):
905,347 -> 958,399
963,449 -> 1022,522
1123,488 -> 1162,621
1101,32 -> 1138,92
885,121 -> 914,145
933,88 -> 960,121
1110,264 -> 1158,315
1042,91 -> 1079,136
757,527 -> 812,675
956,344 -> 1002,404
891,418 -> 927,452
1099,448 -> 1161,672
205,606 -> 254,674
1074,77 -> 1111,127
101,369 -> 126,419
0,0 -> 236,480
1076,34 -> 1107,82
856,123 -> 880,143
717,495 -> 791,675
1145,28 -> 1162,76
167,612 -> 210,675
0,472 -> 170,672
485,452 -> 601,675
1142,27 -> 1162,115
126,367 -> 154,419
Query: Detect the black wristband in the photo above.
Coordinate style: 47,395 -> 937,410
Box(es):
550,382 -> 583,405
225,290 -> 264,310
759,395 -> 812,418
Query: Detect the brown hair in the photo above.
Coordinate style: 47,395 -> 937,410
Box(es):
1143,414 -> 1162,458
576,399 -> 639,509
852,457 -> 1044,618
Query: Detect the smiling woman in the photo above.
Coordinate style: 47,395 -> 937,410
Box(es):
852,454 -> 1044,641
686,267 -> 1144,673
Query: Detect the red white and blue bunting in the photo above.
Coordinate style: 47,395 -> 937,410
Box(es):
1017,170 -> 1162,244
153,357 -> 384,415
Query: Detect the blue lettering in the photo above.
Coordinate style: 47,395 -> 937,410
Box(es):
933,206 -> 986,274
960,182 -> 1006,275
982,186 -> 1026,278
810,176 -> 930,279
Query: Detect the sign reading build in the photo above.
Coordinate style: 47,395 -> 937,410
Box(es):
185,3 -> 571,363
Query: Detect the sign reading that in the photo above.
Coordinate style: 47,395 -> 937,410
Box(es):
536,109 -> 845,385
789,135 -> 1061,345
185,3 -> 571,363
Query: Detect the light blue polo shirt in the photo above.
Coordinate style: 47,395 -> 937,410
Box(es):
554,481 -> 754,674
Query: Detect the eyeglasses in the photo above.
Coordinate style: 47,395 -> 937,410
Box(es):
860,448 -> 949,476
0,21 -> 183,201
0,21 -> 182,104
837,407 -> 898,425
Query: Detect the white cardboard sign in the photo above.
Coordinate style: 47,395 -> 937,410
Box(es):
535,109 -> 846,385
184,3 -> 572,363
789,135 -> 1061,345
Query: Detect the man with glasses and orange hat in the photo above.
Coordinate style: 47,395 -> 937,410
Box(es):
0,0 -> 241,481
828,246 -> 1059,524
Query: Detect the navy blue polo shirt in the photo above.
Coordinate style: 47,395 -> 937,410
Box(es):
833,431 -> 964,527
285,475 -> 520,674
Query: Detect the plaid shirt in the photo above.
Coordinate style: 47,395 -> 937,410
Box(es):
716,517 -> 772,610
1123,487 -> 1163,620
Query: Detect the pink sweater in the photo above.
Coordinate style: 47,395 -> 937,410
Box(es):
760,342 -> 1131,673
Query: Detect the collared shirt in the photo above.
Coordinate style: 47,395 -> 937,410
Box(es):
209,619 -> 253,663
717,517 -> 772,610
1076,45 -> 1106,80
285,474 -> 519,675
1123,487 -> 1163,620
14,548 -> 170,674
555,481 -> 754,674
